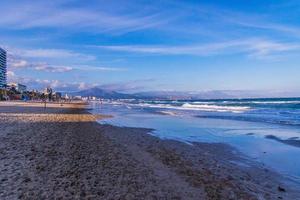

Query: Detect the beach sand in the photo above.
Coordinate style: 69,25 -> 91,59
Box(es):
0,101 -> 298,199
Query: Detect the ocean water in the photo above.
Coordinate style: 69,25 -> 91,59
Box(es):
90,97 -> 300,184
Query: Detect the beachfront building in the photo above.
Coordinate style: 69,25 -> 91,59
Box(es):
53,92 -> 62,101
0,47 -> 7,89
44,87 -> 53,95
8,83 -> 27,93
16,83 -> 27,93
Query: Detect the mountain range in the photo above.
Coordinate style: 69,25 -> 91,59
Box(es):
71,87 -> 300,100
71,87 -> 136,99
71,87 -> 252,99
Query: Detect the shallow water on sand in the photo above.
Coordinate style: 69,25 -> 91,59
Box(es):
90,102 -> 300,185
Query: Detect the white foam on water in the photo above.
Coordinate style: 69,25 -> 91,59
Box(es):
181,103 -> 250,113
129,102 -> 250,113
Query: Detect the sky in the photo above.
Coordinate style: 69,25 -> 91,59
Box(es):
0,0 -> 300,96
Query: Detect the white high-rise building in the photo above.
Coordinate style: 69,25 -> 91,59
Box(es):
0,47 -> 7,89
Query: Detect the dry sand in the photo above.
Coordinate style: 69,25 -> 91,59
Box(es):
0,101 -> 298,199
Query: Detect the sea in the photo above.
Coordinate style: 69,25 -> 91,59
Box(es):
89,97 -> 300,185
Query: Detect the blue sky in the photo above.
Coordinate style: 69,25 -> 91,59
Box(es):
1,0 -> 300,95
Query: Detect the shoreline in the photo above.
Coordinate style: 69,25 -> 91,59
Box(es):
95,118 -> 300,199
1,101 -> 299,199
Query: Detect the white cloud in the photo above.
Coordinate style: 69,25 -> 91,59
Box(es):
7,54 -> 29,68
0,1 -> 172,34
7,71 -> 15,78
94,39 -> 300,58
246,40 -> 300,59
216,10 -> 300,37
7,72 -> 82,91
169,2 -> 300,38
34,64 -> 73,73
13,48 -> 96,61
78,82 -> 88,90
7,54 -> 74,73
7,54 -> 126,78
72,65 -> 127,72
6,47 -> 125,73
9,59 -> 28,68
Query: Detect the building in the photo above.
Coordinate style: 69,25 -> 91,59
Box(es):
0,47 -> 7,89
53,92 -> 62,101
73,96 -> 82,100
64,94 -> 70,99
16,83 -> 27,93
43,87 -> 53,101
8,83 -> 27,93
44,87 -> 53,95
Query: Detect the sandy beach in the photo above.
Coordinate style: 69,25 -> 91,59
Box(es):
0,102 -> 298,199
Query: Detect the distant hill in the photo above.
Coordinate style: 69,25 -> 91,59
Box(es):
73,88 -> 236,100
72,87 -> 136,99
71,87 -> 295,100
134,90 -> 235,100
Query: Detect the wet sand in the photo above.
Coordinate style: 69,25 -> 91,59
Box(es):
0,101 -> 298,199
265,135 -> 300,148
